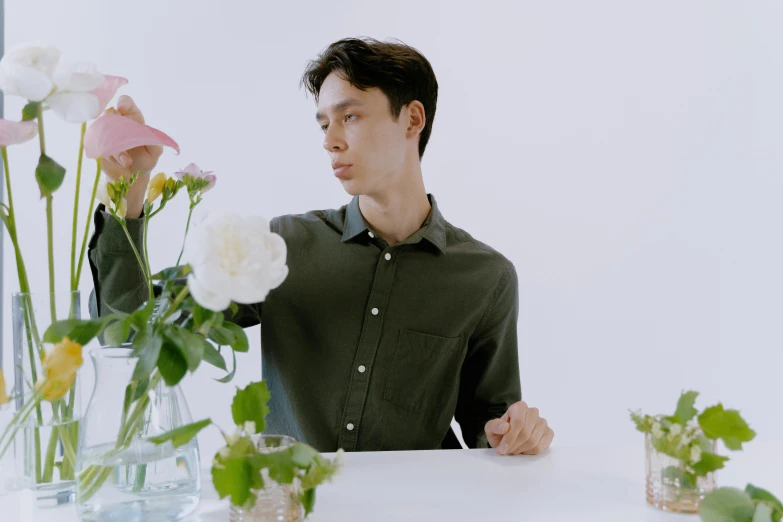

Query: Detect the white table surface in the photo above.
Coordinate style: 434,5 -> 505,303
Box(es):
10,439 -> 783,522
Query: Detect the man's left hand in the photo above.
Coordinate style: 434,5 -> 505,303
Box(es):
484,401 -> 554,456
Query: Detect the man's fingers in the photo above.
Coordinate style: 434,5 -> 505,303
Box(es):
116,95 -> 145,124
497,404 -> 535,455
484,418 -> 510,448
145,144 -> 164,160
522,427 -> 554,455
512,418 -> 548,455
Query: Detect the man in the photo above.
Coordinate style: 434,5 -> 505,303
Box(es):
89,37 -> 554,456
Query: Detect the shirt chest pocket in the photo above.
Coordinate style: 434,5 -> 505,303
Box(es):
382,329 -> 464,413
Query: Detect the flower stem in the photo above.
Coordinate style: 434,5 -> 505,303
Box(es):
75,158 -> 101,287
70,123 -> 86,292
2,146 -> 45,481
163,286 -> 189,322
175,203 -> 195,267
113,213 -> 153,298
77,372 -> 162,502
143,203 -> 153,300
46,195 -> 57,323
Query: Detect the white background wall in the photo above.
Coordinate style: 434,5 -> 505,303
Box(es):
3,0 -> 782,465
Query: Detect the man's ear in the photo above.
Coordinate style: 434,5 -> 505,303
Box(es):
406,101 -> 426,138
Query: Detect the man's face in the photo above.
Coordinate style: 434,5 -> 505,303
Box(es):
316,71 -> 411,196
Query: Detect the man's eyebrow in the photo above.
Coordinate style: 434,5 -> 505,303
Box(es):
315,98 -> 364,121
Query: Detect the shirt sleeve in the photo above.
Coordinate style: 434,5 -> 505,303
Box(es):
454,262 -> 523,448
87,204 -> 261,329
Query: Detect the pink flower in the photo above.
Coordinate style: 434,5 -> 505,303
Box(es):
91,75 -> 129,115
175,163 -> 216,193
84,112 -> 179,160
0,119 -> 38,147
174,162 -> 213,180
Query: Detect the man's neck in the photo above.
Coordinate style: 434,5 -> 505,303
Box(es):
358,172 -> 431,246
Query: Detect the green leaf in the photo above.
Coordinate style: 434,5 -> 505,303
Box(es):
43,317 -> 112,345
131,335 -> 162,382
700,487 -> 756,522
148,418 -> 211,448
104,318 -> 131,346
231,381 -> 271,433
150,265 -> 191,281
215,349 -> 237,384
212,457 -> 254,507
692,452 -> 729,476
250,449 -> 296,485
662,466 -> 696,489
291,443 -> 319,467
129,378 -> 150,403
300,488 -> 316,517
630,410 -> 653,433
746,485 -> 783,513
754,503 -> 775,522
208,325 -> 235,346
202,340 -> 227,371
224,321 -> 248,353
129,299 -> 156,331
228,302 -> 239,318
193,304 -> 216,331
35,154 -> 66,198
698,404 -> 756,450
22,101 -> 40,121
157,342 -> 187,386
673,390 -> 699,423
163,326 -> 203,373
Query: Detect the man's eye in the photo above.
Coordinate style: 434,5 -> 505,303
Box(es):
345,114 -> 357,122
320,124 -> 328,132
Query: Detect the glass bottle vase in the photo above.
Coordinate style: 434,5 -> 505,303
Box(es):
75,346 -> 201,522
11,290 -> 82,506
645,432 -> 717,512
229,434 -> 305,522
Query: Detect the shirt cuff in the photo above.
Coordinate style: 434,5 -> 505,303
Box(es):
94,203 -> 145,253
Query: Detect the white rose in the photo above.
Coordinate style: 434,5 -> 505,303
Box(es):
184,212 -> 288,312
0,43 -> 61,101
48,61 -> 106,122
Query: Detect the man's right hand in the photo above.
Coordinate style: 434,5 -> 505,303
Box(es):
100,95 -> 164,219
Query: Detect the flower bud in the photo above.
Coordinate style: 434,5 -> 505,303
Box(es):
0,369 -> 9,406
146,172 -> 167,203
36,337 -> 83,401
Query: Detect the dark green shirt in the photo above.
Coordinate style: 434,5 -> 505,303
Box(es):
88,194 -> 521,452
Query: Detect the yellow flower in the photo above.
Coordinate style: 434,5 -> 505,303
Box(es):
36,337 -> 83,401
146,172 -> 167,203
0,369 -> 9,406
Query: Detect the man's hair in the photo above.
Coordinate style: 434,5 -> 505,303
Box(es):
301,37 -> 438,160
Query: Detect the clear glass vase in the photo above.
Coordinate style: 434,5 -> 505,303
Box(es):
0,401 -> 36,519
229,434 -> 305,522
76,346 -> 201,522
645,433 -> 717,512
11,290 -> 82,506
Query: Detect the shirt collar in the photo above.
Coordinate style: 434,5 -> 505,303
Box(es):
341,194 -> 448,255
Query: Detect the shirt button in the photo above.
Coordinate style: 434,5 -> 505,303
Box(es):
368,231 -> 374,238
347,423 -> 355,431
358,365 -> 366,373
384,253 -> 391,261
371,307 -> 379,316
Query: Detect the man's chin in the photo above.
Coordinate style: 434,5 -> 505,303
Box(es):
338,179 -> 362,197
